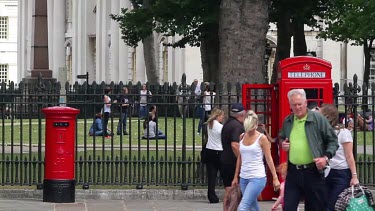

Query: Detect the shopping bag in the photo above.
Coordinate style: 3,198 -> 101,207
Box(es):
346,185 -> 374,211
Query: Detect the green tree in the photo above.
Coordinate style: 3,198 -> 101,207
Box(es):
269,0 -> 329,83
111,0 -> 271,84
319,0 -> 375,86
110,0 -> 220,83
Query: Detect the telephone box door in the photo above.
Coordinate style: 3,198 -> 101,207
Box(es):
242,84 -> 279,200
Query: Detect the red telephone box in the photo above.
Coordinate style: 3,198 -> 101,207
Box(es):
42,106 -> 80,203
242,56 -> 333,200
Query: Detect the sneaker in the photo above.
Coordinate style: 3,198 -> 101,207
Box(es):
197,132 -> 200,135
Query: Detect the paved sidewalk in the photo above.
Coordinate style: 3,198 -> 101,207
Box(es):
0,199 -> 286,211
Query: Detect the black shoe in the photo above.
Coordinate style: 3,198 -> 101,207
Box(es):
208,195 -> 219,203
117,132 -> 122,135
209,198 -> 219,203
124,132 -> 129,135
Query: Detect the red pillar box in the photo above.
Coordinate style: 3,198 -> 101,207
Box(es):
42,106 -> 80,203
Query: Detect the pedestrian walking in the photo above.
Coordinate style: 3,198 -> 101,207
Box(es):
317,104 -> 359,211
204,108 -> 225,203
231,110 -> 280,211
220,103 -> 246,210
280,89 -> 338,210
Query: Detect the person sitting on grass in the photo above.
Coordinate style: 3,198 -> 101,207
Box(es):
357,114 -> 373,131
89,113 -> 112,137
89,113 -> 104,136
142,114 -> 166,139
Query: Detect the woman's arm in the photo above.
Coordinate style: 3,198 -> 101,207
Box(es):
260,136 -> 280,190
232,154 -> 242,186
342,142 -> 359,185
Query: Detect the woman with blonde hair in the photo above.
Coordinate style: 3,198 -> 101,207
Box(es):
232,110 -> 280,211
204,107 -> 225,203
318,104 -> 359,211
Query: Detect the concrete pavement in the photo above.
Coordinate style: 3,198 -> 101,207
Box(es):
0,198 -> 284,211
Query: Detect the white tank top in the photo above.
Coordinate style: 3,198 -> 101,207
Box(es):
239,134 -> 266,179
103,95 -> 111,113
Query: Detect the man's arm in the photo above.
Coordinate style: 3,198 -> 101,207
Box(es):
231,142 -> 240,158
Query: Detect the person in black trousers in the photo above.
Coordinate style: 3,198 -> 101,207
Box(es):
204,108 -> 225,203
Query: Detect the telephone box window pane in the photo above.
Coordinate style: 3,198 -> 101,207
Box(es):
304,88 -> 323,109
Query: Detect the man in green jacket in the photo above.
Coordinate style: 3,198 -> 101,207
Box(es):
280,89 -> 338,211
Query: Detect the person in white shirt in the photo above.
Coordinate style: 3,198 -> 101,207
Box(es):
139,84 -> 152,118
318,104 -> 359,211
103,86 -> 113,137
198,83 -> 215,135
231,110 -> 280,211
204,108 -> 225,203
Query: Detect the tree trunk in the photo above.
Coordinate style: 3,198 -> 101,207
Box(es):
271,11 -> 292,84
219,0 -> 270,84
293,20 -> 307,56
200,23 -> 220,83
142,35 -> 159,84
141,0 -> 158,84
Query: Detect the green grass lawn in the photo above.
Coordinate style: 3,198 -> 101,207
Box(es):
0,117 -> 204,147
2,116 -> 375,147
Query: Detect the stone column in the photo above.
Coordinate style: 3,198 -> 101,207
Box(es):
110,0 -> 119,81
52,0 -> 66,80
118,0 -> 130,82
30,0 -> 52,78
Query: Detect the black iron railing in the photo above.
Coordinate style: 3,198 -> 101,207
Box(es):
1,74 -> 375,189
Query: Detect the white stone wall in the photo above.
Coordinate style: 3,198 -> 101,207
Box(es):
0,0 -> 17,82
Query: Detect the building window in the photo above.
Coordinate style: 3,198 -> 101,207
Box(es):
0,17 -> 8,39
0,64 -> 8,82
369,49 -> 375,82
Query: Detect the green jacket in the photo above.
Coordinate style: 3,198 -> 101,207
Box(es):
279,110 -> 338,159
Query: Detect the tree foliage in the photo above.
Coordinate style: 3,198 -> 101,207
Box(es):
110,0 -> 221,82
269,0 -> 329,83
110,0 -> 219,48
319,0 -> 375,85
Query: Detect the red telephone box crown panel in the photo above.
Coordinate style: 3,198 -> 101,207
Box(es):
278,56 -> 332,81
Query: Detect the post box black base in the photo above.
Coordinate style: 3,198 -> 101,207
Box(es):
43,179 -> 75,203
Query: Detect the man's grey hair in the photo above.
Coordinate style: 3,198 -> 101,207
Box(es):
231,110 -> 245,118
287,89 -> 306,101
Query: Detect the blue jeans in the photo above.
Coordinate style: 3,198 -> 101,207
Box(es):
325,168 -> 351,211
139,105 -> 147,118
239,177 -> 266,211
117,112 -> 128,133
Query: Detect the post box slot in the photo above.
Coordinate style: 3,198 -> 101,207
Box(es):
53,122 -> 69,127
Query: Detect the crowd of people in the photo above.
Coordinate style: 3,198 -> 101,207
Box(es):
86,82 -> 369,210
200,88 -> 365,211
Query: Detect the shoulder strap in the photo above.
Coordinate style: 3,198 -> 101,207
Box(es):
239,133 -> 245,140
